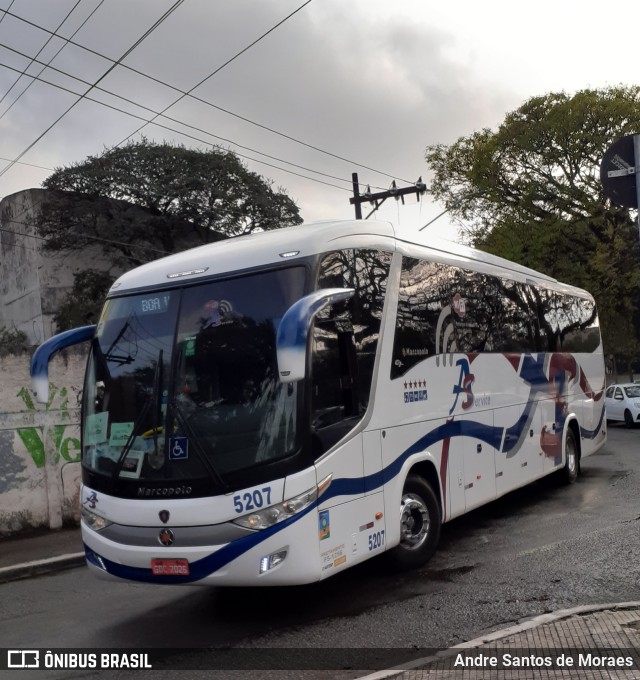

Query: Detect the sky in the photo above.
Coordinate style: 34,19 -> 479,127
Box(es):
0,0 -> 637,243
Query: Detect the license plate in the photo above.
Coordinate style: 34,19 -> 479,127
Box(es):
151,558 -> 190,576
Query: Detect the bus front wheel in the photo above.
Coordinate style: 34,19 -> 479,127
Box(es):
386,475 -> 441,570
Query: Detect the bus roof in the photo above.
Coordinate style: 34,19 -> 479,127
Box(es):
109,220 -> 590,298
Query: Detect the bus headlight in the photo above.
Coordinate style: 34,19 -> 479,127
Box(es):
81,507 -> 113,532
233,474 -> 332,531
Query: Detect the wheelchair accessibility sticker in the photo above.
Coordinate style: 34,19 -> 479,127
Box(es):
169,436 -> 189,460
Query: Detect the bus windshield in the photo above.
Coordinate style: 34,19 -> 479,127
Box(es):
82,266 -> 306,495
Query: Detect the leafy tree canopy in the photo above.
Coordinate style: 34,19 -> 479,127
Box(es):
54,270 -> 114,332
425,85 -> 640,359
39,140 -> 303,332
38,139 -> 303,269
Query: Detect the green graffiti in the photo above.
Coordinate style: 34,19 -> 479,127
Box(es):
16,386 -> 35,412
60,436 -> 81,463
16,428 -> 45,468
16,383 -> 81,468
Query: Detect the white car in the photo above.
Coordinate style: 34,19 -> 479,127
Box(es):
605,383 -> 640,427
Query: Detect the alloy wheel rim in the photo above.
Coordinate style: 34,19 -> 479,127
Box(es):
399,493 -> 430,550
567,437 -> 577,475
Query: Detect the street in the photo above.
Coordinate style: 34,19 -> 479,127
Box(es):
1,424 -> 639,678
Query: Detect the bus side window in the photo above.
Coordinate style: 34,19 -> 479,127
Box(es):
312,249 -> 391,456
310,310 -> 359,456
391,258 -> 446,378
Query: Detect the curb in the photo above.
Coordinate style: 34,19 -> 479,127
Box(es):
0,552 -> 85,584
357,601 -> 640,680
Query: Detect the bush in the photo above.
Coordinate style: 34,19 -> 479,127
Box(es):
54,270 -> 114,332
0,327 -> 30,356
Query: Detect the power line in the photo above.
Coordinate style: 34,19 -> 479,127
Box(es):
0,0 -> 16,30
0,0 -> 83,111
117,0 -> 314,148
0,0 -> 186,180
0,237 -> 39,252
0,0 -> 106,123
0,156 -> 53,171
0,0 -> 353,230
0,6 -> 410,184
0,57 -> 352,192
0,43 -> 356,187
0,221 -> 172,259
419,208 -> 450,231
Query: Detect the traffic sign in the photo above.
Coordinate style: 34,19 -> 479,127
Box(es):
600,134 -> 638,208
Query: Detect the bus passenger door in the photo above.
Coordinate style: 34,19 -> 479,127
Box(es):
459,411 -> 497,512
495,404 -> 544,494
362,430 -> 382,495
310,313 -> 365,494
518,401 -> 544,480
539,395 -> 563,474
494,405 -> 522,496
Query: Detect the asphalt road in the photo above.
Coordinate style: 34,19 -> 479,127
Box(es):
1,424 -> 639,678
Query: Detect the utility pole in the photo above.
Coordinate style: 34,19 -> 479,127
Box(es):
350,172 -> 426,220
351,173 -> 362,220
635,135 -> 640,244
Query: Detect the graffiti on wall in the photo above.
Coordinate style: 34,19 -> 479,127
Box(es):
15,383 -> 81,468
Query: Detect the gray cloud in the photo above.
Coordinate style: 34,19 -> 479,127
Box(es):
0,0 -> 628,240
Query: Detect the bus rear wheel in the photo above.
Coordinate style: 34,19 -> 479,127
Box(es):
561,428 -> 579,484
386,475 -> 441,570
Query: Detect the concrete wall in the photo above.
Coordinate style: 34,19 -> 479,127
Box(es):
0,189 -> 114,344
0,188 -> 222,536
0,349 -> 86,536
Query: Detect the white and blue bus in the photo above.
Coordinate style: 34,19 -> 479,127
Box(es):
31,220 -> 606,585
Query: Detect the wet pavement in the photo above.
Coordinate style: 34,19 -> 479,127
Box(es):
1,527 -> 639,678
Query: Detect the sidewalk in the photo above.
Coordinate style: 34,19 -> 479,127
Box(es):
0,525 -> 84,583
0,529 -> 639,678
365,603 -> 640,679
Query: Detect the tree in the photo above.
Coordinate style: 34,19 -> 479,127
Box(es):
54,270 -> 114,331
38,140 -> 303,332
38,139 -> 303,269
425,86 -> 640,364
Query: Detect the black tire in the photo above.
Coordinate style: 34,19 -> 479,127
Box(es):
561,427 -> 579,484
386,475 -> 441,570
624,409 -> 634,428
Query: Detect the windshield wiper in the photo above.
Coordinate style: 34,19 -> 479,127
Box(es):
167,341 -> 228,491
151,349 -> 163,461
112,397 -> 152,480
112,352 -> 163,480
172,400 -> 228,492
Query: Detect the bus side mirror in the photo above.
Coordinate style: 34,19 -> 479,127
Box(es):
30,325 -> 96,403
276,288 -> 354,383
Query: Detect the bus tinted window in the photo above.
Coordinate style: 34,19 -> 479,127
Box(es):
553,293 -> 600,352
392,257 -> 600,378
312,249 -> 391,454
392,258 -> 447,378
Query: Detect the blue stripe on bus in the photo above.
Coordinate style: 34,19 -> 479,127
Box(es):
580,403 -> 606,440
85,499 -> 320,584
382,419 -> 504,485
88,362 -> 605,584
